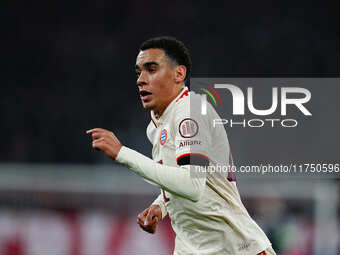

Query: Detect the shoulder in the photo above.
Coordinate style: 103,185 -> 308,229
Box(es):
171,90 -> 220,133
146,119 -> 157,143
173,90 -> 202,111
172,91 -> 204,125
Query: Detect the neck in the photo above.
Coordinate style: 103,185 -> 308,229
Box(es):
154,86 -> 185,119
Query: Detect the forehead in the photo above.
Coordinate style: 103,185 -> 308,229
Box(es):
136,48 -> 167,67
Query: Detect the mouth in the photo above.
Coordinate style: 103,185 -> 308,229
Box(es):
140,91 -> 152,102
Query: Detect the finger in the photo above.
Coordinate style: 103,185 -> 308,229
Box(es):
92,138 -> 106,150
138,211 -> 147,221
86,128 -> 108,134
143,227 -> 154,234
137,217 -> 144,226
152,215 -> 159,223
137,208 -> 149,226
137,218 -> 152,232
141,207 -> 150,217
142,207 -> 150,216
137,213 -> 145,222
145,210 -> 154,225
140,224 -> 154,234
92,132 -> 103,140
86,128 -> 98,134
89,130 -> 116,141
92,137 -> 105,144
146,212 -> 159,226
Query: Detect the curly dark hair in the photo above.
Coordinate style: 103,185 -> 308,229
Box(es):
139,36 -> 192,82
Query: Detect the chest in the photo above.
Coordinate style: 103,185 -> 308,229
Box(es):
149,122 -> 177,166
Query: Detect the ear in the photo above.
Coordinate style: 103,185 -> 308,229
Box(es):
174,65 -> 186,83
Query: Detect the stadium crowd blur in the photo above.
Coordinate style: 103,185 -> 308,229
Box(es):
1,1 -> 340,254
2,0 -> 340,163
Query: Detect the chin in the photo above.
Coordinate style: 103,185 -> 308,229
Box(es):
142,101 -> 155,110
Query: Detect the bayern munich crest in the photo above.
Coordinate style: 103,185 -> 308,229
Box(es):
160,129 -> 168,145
179,118 -> 199,138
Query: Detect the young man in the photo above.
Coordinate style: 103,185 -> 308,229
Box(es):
87,36 -> 275,255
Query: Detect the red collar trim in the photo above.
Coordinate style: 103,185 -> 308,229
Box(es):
175,89 -> 189,103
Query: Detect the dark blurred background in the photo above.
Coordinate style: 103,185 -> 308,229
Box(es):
0,1 -> 339,255
2,0 -> 340,163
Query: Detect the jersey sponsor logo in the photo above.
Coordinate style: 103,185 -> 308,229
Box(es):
238,242 -> 251,251
179,118 -> 199,138
178,140 -> 201,148
160,129 -> 168,145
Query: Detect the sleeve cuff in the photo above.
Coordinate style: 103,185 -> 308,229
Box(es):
151,198 -> 167,220
116,146 -> 132,165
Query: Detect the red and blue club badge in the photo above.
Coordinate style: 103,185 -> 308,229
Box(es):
160,129 -> 168,145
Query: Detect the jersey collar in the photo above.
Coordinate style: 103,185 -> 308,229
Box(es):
151,86 -> 189,126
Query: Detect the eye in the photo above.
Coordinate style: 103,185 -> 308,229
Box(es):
136,71 -> 141,78
148,68 -> 156,73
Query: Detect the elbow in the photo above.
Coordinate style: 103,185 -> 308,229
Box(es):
189,193 -> 202,203
186,180 -> 205,202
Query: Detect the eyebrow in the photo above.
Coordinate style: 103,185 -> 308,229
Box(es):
135,61 -> 160,70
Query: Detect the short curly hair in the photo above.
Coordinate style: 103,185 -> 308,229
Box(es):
140,36 -> 192,82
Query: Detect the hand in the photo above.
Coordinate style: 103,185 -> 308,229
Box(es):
137,205 -> 162,234
86,128 -> 122,160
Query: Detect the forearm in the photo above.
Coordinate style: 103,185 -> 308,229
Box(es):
116,146 -> 205,202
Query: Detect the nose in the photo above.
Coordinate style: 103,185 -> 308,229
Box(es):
137,71 -> 148,87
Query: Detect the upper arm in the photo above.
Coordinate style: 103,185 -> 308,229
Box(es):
173,97 -> 211,167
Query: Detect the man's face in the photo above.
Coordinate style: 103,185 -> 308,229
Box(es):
135,49 -> 181,115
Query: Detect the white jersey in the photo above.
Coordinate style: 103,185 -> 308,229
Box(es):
146,87 -> 272,255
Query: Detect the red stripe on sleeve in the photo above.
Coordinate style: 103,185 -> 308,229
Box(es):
176,153 -> 210,162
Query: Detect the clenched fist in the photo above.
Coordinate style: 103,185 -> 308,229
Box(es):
86,128 -> 122,160
137,205 -> 162,234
